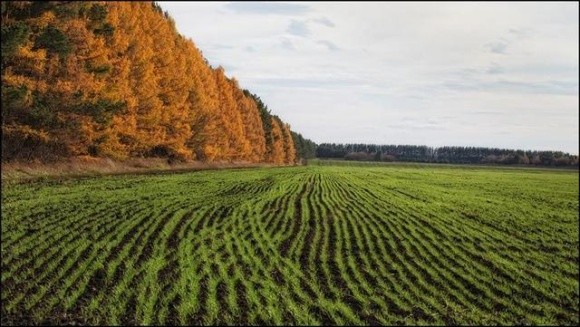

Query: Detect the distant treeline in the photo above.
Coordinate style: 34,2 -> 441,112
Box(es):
292,132 -> 317,160
316,143 -> 579,167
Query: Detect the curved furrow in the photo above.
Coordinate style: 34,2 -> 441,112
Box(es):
2,200 -> 148,313
1,201 -> 98,251
346,177 -> 561,304
171,212 -> 213,324
2,192 -> 142,255
278,178 -> 309,258
290,173 -> 365,325
386,215 -> 510,315
133,208 -> 194,325
255,175 -> 294,232
1,200 -> 134,273
26,202 -> 160,317
328,180 -> 417,317
406,221 -> 559,320
344,177 -> 563,321
286,175 -> 317,261
237,203 -> 326,322
366,177 -> 571,283
322,175 -> 395,324
340,187 -> 452,322
267,183 -> 299,242
328,181 -> 420,304
294,184 -> 315,268
104,208 -> 197,325
93,203 -> 186,324
79,204 -> 179,310
232,234 -> 306,324
328,177 -> 417,313
357,177 -> 522,248
262,194 -> 285,233
399,208 -> 573,311
235,198 -> 327,323
342,182 -> 516,318
334,182 -> 442,308
302,174 -> 336,302
317,184 -> 368,324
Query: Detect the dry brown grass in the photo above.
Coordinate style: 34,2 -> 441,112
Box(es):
1,156 -> 288,183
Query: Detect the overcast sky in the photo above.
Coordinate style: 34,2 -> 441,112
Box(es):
159,1 -> 579,153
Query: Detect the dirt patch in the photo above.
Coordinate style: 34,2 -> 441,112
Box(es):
188,276 -> 209,325
279,179 -> 311,257
235,280 -> 250,324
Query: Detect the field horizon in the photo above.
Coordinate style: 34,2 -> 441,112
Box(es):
2,155 -> 577,185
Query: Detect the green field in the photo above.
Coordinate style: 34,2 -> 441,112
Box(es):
1,163 -> 578,325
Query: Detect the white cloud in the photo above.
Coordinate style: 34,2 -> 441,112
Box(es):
159,1 -> 579,153
316,40 -> 339,51
287,20 -> 310,37
224,2 -> 310,15
311,17 -> 335,28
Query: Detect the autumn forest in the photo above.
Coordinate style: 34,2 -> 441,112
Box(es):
1,1 -> 317,164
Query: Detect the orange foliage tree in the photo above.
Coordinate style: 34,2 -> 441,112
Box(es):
1,1 -> 300,164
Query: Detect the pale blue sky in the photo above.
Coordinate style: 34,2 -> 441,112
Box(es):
159,1 -> 579,153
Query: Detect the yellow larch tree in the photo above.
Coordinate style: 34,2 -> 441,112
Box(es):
268,117 -> 286,164
281,123 -> 296,164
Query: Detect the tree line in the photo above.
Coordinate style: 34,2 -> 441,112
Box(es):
316,143 -> 579,167
1,1 -> 315,164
